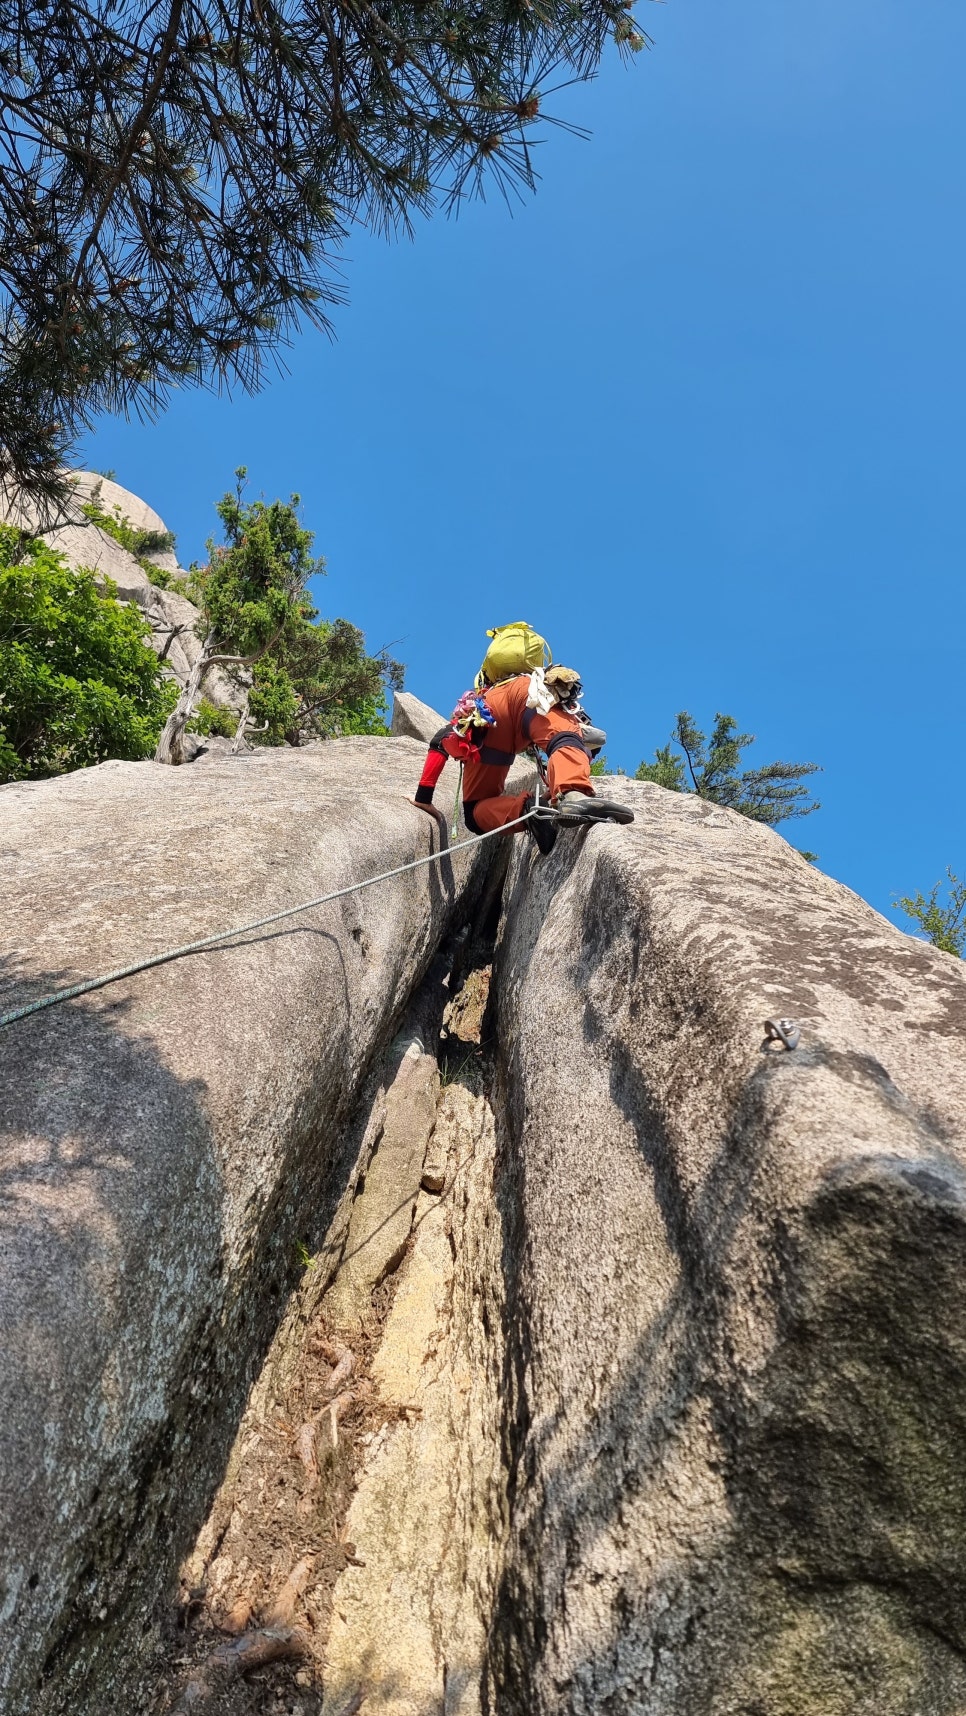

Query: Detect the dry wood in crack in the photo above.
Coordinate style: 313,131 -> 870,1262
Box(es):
151,951 -> 498,1716
170,1626 -> 308,1714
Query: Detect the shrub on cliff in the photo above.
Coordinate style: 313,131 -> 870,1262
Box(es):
80,489 -> 183,592
0,529 -> 177,781
897,870 -> 965,958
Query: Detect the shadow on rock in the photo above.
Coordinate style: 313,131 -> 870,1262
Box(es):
486,816 -> 966,1716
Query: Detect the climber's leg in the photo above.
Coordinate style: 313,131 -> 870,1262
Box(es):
526,710 -> 594,803
526,705 -> 633,825
464,791 -> 531,834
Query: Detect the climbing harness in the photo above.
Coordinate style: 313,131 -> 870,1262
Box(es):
762,1018 -> 801,1052
446,689 -> 496,813
0,806 -> 541,1033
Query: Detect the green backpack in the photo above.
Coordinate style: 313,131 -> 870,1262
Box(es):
476,621 -> 552,688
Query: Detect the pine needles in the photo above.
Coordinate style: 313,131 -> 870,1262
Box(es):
0,0 -> 649,510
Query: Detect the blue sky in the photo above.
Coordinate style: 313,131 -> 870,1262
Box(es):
81,0 -> 965,923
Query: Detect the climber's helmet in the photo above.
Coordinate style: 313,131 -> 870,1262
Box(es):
544,665 -> 583,710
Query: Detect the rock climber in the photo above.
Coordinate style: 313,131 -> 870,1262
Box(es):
411,621 -> 634,855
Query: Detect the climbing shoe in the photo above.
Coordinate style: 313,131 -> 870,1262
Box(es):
554,790 -> 635,826
524,795 -> 558,855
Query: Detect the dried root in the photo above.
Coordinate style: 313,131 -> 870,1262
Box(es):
264,1555 -> 315,1628
222,1595 -> 252,1636
312,1335 -> 348,1366
323,1344 -> 355,1396
171,1626 -> 308,1714
326,1389 -> 355,1451
296,1364 -> 369,1506
297,1418 -> 321,1485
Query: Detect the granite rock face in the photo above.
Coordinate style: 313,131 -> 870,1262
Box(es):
68,472 -> 181,573
0,739 -> 492,1715
490,778 -> 966,1716
4,733 -> 966,1716
391,690 -> 447,744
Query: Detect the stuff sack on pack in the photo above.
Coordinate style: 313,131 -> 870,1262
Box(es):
476,621 -> 552,688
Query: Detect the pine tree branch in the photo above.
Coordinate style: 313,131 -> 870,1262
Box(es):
70,0 -> 188,292
678,730 -> 701,795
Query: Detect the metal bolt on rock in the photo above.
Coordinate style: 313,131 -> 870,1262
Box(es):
762,1018 -> 801,1052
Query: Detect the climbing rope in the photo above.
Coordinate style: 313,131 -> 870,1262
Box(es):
450,761 -> 464,839
0,806 -> 540,1033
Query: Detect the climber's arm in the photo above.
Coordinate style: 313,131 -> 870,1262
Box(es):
414,730 -> 450,806
414,725 -> 482,806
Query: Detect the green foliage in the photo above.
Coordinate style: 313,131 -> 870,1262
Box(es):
188,698 -> 237,740
0,728 -> 20,780
80,492 -> 183,591
190,471 -> 403,746
590,753 -> 626,778
335,692 -> 391,738
634,743 -> 687,793
0,528 -> 177,781
193,472 -> 322,655
80,497 -> 176,563
272,615 -> 399,742
896,870 -> 966,957
248,656 -> 302,743
636,712 -> 821,828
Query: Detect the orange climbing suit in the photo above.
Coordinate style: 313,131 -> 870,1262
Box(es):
417,673 -> 594,833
